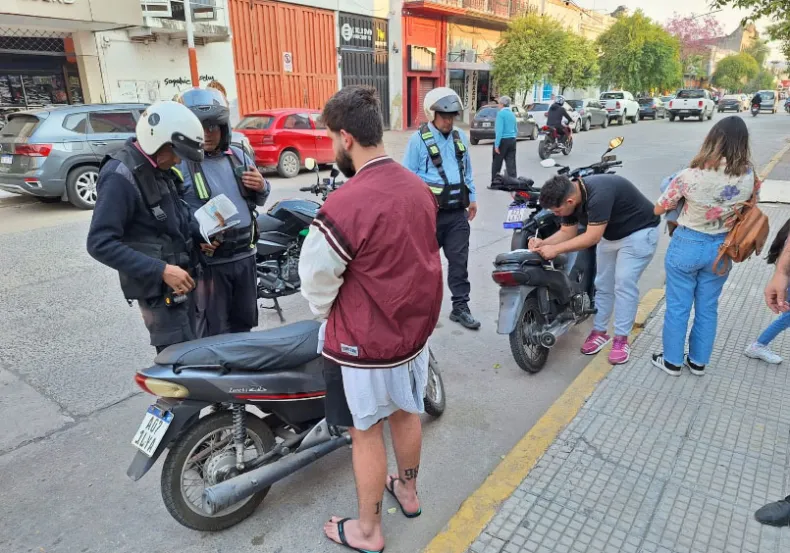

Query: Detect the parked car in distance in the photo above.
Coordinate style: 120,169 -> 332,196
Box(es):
667,89 -> 715,122
567,99 -> 609,130
718,94 -> 745,112
756,90 -> 779,113
470,105 -> 538,145
600,91 -> 640,125
526,101 -> 581,132
235,108 -> 334,178
0,103 -> 147,209
637,97 -> 667,120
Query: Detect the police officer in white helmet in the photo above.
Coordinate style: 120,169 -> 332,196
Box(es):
403,87 -> 480,330
87,101 -> 205,353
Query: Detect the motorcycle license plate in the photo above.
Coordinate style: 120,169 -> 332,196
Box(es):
1,155 -> 12,165
503,206 -> 528,229
131,405 -> 173,457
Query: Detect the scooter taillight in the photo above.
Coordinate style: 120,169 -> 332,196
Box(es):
135,373 -> 189,398
492,271 -> 521,286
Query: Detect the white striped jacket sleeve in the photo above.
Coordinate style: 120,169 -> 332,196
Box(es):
298,224 -> 348,319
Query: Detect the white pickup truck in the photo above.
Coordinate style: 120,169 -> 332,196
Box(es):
667,89 -> 715,122
599,91 -> 640,125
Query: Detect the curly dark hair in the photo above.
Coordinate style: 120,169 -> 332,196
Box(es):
321,85 -> 384,147
539,175 -> 575,208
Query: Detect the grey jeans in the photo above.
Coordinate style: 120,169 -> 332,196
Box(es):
593,226 -> 659,336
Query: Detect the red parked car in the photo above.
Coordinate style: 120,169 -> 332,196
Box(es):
234,108 -> 335,178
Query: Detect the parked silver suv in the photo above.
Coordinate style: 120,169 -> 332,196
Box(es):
0,103 -> 146,209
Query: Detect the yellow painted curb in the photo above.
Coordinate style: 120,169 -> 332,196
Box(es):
759,139 -> 790,181
422,288 -> 666,553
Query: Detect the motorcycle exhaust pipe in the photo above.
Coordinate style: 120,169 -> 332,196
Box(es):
538,319 -> 575,348
202,434 -> 351,515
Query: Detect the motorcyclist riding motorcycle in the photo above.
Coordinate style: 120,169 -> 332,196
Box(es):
546,96 -> 573,144
751,92 -> 763,108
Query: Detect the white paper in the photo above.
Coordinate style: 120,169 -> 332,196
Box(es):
194,194 -> 240,243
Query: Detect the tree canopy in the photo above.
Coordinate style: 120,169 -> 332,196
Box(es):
553,35 -> 600,94
712,52 -> 760,91
664,13 -> 724,79
597,10 -> 683,93
492,14 -> 568,99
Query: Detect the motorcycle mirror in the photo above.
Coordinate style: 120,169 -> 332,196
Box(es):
304,158 -> 317,171
540,159 -> 557,168
330,167 -> 340,178
608,137 -> 624,150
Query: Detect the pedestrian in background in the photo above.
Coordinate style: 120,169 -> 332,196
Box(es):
403,87 -> 481,330
299,85 -> 442,553
491,95 -> 518,182
652,116 -> 757,377
744,219 -> 790,364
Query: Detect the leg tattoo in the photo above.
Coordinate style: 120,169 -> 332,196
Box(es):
404,466 -> 420,481
375,501 -> 382,515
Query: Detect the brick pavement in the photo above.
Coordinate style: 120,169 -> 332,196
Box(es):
465,204 -> 790,553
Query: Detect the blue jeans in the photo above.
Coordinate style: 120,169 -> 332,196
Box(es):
594,226 -> 659,336
663,226 -> 729,366
757,311 -> 790,346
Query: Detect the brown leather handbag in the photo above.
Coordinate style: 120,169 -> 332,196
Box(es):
712,194 -> 770,275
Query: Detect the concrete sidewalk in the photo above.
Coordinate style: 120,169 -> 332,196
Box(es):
435,203 -> 790,553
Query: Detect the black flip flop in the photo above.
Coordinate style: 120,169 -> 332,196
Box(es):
386,476 -> 422,518
331,518 -> 385,553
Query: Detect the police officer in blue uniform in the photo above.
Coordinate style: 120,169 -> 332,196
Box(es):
403,87 -> 480,330
177,88 -> 270,337
87,101 -> 206,353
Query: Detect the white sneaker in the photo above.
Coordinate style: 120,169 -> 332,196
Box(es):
744,343 -> 783,364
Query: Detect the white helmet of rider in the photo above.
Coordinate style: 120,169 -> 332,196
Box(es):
423,87 -> 463,121
555,95 -> 565,105
136,100 -> 205,162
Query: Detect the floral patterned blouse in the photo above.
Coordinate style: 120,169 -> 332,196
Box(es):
656,161 -> 758,234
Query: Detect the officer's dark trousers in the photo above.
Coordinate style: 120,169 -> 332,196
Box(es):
139,296 -> 197,354
492,137 -> 517,181
196,255 -> 259,337
436,208 -> 471,310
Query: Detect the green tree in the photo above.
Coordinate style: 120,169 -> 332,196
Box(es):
492,14 -> 569,99
744,38 -> 771,66
712,52 -> 760,91
746,70 -> 777,91
553,36 -> 600,94
597,10 -> 683,93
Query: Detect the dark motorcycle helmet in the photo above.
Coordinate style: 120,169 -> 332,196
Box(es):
178,88 -> 231,152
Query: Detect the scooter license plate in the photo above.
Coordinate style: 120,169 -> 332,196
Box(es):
131,405 -> 173,457
503,206 -> 528,229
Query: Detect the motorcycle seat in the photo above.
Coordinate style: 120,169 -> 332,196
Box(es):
154,320 -> 321,371
494,249 -> 568,269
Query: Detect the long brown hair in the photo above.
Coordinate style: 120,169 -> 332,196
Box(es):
689,116 -> 752,176
207,80 -> 227,99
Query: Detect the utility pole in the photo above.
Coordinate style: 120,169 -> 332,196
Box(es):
184,0 -> 199,87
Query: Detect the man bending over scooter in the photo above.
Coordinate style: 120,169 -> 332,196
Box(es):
531,173 -> 659,365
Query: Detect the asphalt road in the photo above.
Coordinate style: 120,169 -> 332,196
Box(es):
0,111 -> 788,553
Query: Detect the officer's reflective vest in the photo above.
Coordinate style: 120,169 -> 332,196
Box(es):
418,123 -> 470,210
104,145 -> 195,301
177,148 -> 258,258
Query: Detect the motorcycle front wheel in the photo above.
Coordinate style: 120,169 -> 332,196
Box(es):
424,349 -> 446,417
160,412 -> 276,531
509,296 -> 549,373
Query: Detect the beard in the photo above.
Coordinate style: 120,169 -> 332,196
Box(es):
335,148 -> 356,178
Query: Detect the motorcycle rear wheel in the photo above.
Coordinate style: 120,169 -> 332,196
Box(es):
424,349 -> 446,417
538,140 -> 551,160
509,296 -> 549,373
161,412 -> 276,531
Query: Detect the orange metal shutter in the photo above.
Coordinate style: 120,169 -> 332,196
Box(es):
228,0 -> 337,117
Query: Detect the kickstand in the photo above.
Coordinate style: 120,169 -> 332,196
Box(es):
258,296 -> 286,322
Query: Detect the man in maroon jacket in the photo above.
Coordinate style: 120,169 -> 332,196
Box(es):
298,86 -> 443,552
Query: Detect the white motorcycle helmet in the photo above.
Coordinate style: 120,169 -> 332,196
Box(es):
423,87 -> 463,120
136,100 -> 205,162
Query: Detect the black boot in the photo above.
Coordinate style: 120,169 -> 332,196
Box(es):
450,307 -> 481,330
755,496 -> 790,526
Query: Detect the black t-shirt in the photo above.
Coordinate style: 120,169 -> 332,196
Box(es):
561,174 -> 660,241
547,104 -> 572,127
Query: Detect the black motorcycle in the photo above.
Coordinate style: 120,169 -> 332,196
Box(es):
255,158 -> 341,320
490,137 -> 624,373
751,103 -> 760,117
127,321 -> 446,531
537,125 -> 573,160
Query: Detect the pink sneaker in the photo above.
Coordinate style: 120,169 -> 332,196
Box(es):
608,336 -> 631,365
581,330 -> 611,355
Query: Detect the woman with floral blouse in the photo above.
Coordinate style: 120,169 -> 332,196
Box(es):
652,116 -> 758,376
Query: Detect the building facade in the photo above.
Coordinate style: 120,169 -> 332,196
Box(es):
0,0 -> 142,120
